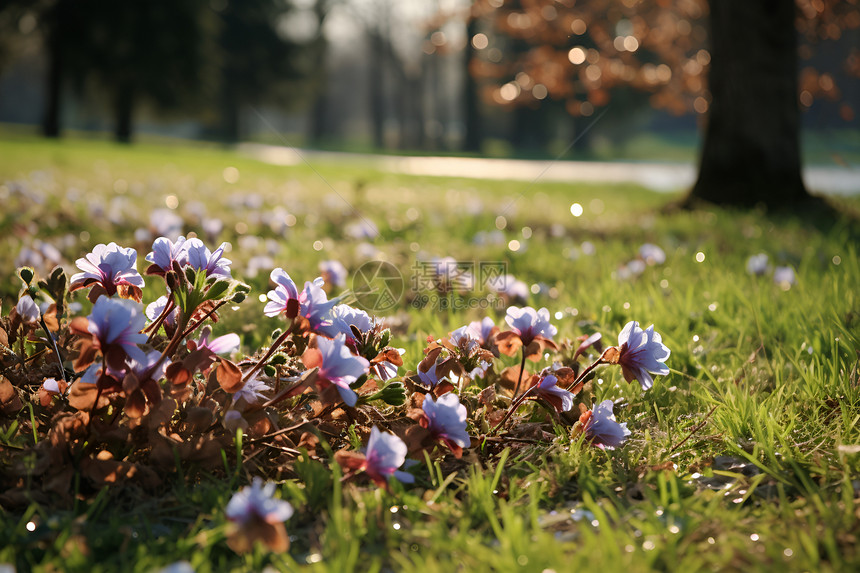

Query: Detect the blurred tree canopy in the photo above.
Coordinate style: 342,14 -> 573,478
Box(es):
215,0 -> 308,143
0,0 -> 315,142
70,0 -> 217,143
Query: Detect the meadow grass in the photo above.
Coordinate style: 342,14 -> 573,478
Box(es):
0,135 -> 859,572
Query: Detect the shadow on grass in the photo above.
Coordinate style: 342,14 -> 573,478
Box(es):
665,192 -> 860,241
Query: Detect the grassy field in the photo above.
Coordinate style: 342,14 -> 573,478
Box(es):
1,135 -> 859,572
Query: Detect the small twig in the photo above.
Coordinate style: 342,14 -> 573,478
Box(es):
242,322 -> 295,383
565,347 -> 612,392
670,404 -> 719,453
39,315 -> 67,383
511,351 -> 527,400
85,386 -> 104,432
478,435 -> 542,445
244,420 -> 312,446
488,387 -> 535,436
179,300 -> 228,340
260,376 -> 308,409
261,442 -> 302,456
144,296 -> 176,341
315,402 -> 339,420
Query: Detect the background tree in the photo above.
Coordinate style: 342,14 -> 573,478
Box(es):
66,0 -> 215,143
215,0 -> 305,143
475,0 -> 859,206
0,0 -> 84,138
690,0 -> 806,207
471,0 -> 709,153
306,0 -> 340,146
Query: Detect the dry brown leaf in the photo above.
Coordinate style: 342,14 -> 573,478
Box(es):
68,382 -> 109,411
216,358 -> 244,393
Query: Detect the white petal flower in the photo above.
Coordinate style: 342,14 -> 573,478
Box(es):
616,321 -> 670,390
226,477 -> 294,525
422,393 -> 470,448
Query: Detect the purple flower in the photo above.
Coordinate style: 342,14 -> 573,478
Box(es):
42,377 -> 61,393
196,325 -> 240,356
145,295 -> 177,328
264,268 -> 300,318
332,304 -> 373,340
531,374 -> 574,413
467,317 -> 497,346
505,306 -> 557,346
15,240 -> 63,274
150,208 -> 183,240
345,219 -> 379,240
145,236 -> 188,275
232,374 -> 270,405
773,266 -> 796,287
374,358 -> 400,381
112,349 -> 169,382
449,325 -> 480,355
313,335 -> 369,407
422,393 -> 470,449
487,274 -> 529,301
364,426 -> 415,485
226,477 -> 294,525
16,295 -> 40,324
639,243 -> 666,265
746,253 -> 769,276
417,361 -> 443,389
319,260 -> 348,288
185,238 -> 232,278
264,272 -> 340,337
70,242 -> 144,299
202,218 -> 223,243
299,280 -> 340,337
582,400 -> 631,450
85,297 -> 148,368
80,363 -> 101,384
615,321 -> 670,390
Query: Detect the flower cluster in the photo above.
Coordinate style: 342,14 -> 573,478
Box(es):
3,236 -> 677,553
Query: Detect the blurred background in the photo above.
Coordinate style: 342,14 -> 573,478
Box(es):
0,0 -> 857,164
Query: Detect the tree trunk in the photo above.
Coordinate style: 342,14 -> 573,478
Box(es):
221,83 -> 241,144
308,89 -> 328,145
571,114 -> 593,155
462,15 -> 482,152
42,0 -> 70,138
690,0 -> 808,208
368,31 -> 386,150
114,83 -> 135,144
42,29 -> 62,138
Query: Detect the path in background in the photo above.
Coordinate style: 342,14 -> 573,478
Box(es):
241,143 -> 860,195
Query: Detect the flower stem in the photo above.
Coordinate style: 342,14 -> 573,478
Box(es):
144,296 -> 176,341
39,315 -> 66,384
565,347 -> 612,393
259,375 -> 308,409
179,300 -> 227,340
511,350 -> 527,400
85,385 -> 104,432
140,314 -> 190,382
242,322 -> 294,383
489,385 -> 535,436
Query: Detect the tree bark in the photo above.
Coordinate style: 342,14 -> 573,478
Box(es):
690,0 -> 808,208
42,0 -> 70,138
221,83 -> 241,144
367,31 -> 386,150
42,29 -> 62,138
114,83 -> 135,144
462,15 -> 482,152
